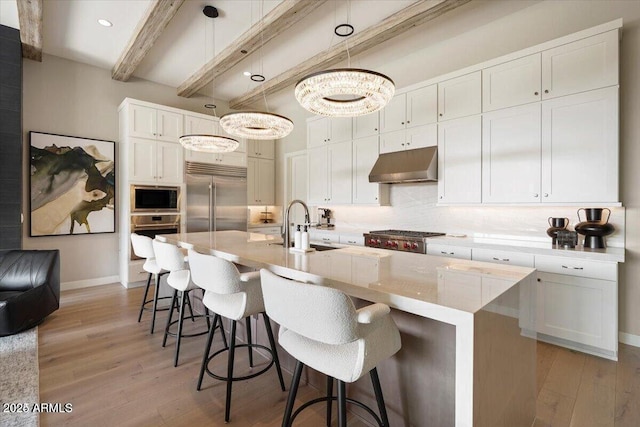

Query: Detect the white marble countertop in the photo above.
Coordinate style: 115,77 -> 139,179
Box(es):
160,231 -> 535,319
248,222 -> 282,228
427,235 -> 625,263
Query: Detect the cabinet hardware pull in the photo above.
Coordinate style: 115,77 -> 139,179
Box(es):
544,89 -> 549,94
534,92 -> 539,96
407,120 -> 410,124
492,257 -> 510,262
544,193 -> 549,197
401,122 -> 405,125
534,193 -> 539,198
561,265 -> 584,270
441,251 -> 454,255
401,143 -> 405,146
439,113 -> 443,117
374,128 -> 378,131
348,240 -> 356,244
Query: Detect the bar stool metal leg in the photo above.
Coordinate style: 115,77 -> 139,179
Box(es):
337,380 -> 347,427
326,376 -> 333,427
370,368 -> 390,427
246,316 -> 254,368
225,320 -> 238,422
174,290 -> 187,367
185,292 -> 195,322
198,313 -> 220,390
283,360 -> 304,427
150,273 -> 161,334
138,273 -> 152,323
263,313 -> 286,391
162,289 -> 178,347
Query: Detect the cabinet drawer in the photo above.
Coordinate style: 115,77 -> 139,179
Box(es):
339,235 -> 364,246
534,255 -> 617,280
472,248 -> 534,267
311,232 -> 340,244
427,244 -> 472,260
251,226 -> 281,236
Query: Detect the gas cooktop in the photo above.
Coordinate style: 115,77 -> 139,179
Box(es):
363,230 -> 445,253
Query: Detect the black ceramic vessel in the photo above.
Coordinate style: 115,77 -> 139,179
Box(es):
546,217 -> 569,245
575,208 -> 614,249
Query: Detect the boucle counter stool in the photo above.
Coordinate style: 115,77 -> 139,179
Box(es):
260,269 -> 402,427
187,249 -> 286,423
152,239 -> 219,367
130,233 -> 169,334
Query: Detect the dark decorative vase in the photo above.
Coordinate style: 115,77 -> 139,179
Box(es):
574,208 -> 614,249
546,217 -> 569,245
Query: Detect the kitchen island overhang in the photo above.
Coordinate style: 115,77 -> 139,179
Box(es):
159,230 -> 537,427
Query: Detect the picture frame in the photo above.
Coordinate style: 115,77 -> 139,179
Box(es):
29,131 -> 116,237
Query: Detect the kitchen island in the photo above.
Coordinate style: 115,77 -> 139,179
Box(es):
160,230 -> 538,427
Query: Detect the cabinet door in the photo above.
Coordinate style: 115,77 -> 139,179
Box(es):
185,149 -> 218,164
247,157 -> 258,204
184,115 -> 216,135
483,54 -> 542,112
379,129 -> 407,154
438,71 -> 481,121
307,146 -> 328,204
248,139 -> 275,159
380,94 -> 406,133
217,151 -> 247,167
156,141 -> 183,184
329,117 -> 352,144
129,138 -> 157,182
407,84 -> 438,127
472,248 -> 534,268
536,272 -> 617,352
257,158 -> 275,205
327,140 -> 352,204
406,123 -> 437,150
541,86 -> 618,203
129,105 -> 157,139
156,110 -> 183,143
437,115 -> 482,203
308,118 -> 328,148
542,30 -> 618,100
352,136 -> 382,204
353,113 -> 379,139
482,104 -> 541,203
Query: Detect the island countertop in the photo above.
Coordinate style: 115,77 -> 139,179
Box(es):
160,230 -> 535,321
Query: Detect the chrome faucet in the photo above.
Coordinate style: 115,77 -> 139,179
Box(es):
282,199 -> 310,248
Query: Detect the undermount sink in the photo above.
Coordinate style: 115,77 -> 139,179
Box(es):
269,242 -> 337,251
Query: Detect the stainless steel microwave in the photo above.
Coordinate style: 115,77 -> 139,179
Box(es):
130,185 -> 180,213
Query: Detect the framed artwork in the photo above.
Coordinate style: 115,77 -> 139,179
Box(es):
29,132 -> 116,236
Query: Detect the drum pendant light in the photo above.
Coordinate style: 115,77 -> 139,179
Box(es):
179,7 -> 239,153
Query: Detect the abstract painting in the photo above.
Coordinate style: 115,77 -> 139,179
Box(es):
30,132 -> 115,236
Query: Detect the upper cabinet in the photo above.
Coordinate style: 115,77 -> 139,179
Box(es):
248,157 -> 275,205
307,117 -> 352,148
129,104 -> 183,143
129,138 -> 183,184
483,54 -> 542,112
438,72 -> 482,122
541,30 -> 618,100
183,115 -> 247,153
352,136 -> 389,205
247,139 -> 275,159
379,124 -> 437,154
353,112 -> 379,139
380,85 -> 437,133
307,140 -> 352,205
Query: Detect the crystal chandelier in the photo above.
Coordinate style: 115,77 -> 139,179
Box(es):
295,68 -> 395,117
220,111 -> 294,140
179,6 -> 239,153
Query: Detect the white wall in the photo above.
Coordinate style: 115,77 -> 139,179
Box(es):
22,54 -> 231,286
273,1 -> 640,336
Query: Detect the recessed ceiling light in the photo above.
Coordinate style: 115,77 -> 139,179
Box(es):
243,71 -> 251,77
97,19 -> 113,27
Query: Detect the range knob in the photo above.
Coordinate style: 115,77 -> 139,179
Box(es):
403,242 -> 410,249
376,239 -> 382,246
391,241 -> 398,248
411,243 -> 419,250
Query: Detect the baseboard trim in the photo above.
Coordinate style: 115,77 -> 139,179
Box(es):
619,332 -> 640,348
61,275 -> 120,291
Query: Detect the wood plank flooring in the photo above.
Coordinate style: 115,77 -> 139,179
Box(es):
38,284 -> 640,426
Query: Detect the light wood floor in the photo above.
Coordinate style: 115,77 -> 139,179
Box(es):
38,284 -> 640,427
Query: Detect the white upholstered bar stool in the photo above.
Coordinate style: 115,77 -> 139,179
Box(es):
130,233 -> 169,334
152,239 -> 218,367
187,249 -> 286,423
260,269 -> 402,427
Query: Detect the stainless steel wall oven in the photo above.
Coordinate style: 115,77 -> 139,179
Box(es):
130,214 -> 181,260
131,185 -> 180,213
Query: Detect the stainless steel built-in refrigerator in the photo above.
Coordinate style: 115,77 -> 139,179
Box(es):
186,163 -> 248,233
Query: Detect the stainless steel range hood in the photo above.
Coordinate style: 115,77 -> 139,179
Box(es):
368,146 -> 438,183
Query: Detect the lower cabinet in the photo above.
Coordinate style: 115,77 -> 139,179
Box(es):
426,243 -> 472,260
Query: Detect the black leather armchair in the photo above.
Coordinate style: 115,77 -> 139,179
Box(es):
0,250 -> 60,336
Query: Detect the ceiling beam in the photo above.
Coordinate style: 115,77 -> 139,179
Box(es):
229,0 -> 471,110
112,0 -> 185,82
177,0 -> 327,98
16,0 -> 43,62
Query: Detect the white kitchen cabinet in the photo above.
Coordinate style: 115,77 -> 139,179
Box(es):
541,29 -> 618,100
427,243 -> 472,260
541,86 -> 618,203
472,248 -> 534,268
379,124 -> 437,154
380,84 -> 437,133
247,157 -> 275,205
183,115 -> 247,153
437,115 -> 482,204
438,72 -> 481,122
536,271 -> 617,354
129,104 -> 183,143
482,54 -> 542,112
185,149 -> 247,167
339,235 -> 365,246
353,112 -> 380,139
482,103 -> 542,203
307,140 -> 352,205
247,139 -> 275,159
129,138 -> 183,184
307,117 -> 352,148
352,136 -> 389,205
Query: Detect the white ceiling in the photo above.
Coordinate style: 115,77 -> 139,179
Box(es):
0,0 -> 420,103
